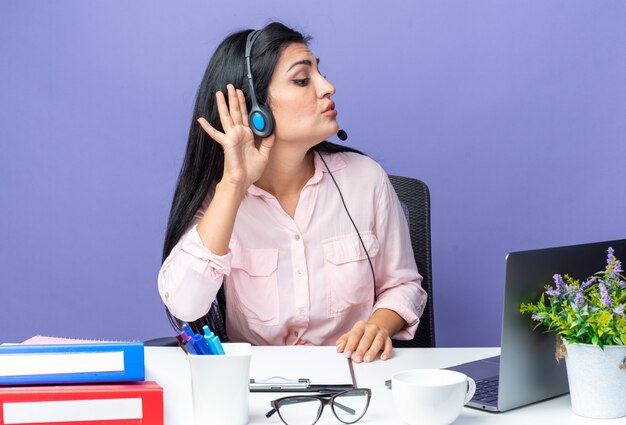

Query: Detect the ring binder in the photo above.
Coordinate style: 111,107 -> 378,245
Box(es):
0,342 -> 145,386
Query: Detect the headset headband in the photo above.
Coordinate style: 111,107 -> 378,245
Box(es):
245,30 -> 261,102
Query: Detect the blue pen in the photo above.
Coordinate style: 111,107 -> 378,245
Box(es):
183,324 -> 215,355
191,333 -> 213,355
185,341 -> 198,354
182,324 -> 195,338
202,326 -> 219,354
203,334 -> 217,354
202,326 -> 225,355
179,330 -> 198,354
211,334 -> 225,355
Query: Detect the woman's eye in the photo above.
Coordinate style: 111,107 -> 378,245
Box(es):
293,78 -> 310,87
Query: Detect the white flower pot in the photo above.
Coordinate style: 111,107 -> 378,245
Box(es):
564,341 -> 626,419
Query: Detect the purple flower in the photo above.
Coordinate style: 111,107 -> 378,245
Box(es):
582,277 -> 596,289
599,281 -> 613,308
607,247 -> 615,264
544,274 -> 566,298
546,287 -> 560,298
531,314 -> 543,322
573,287 -> 585,310
613,260 -> 623,274
615,304 -> 625,317
554,274 -> 565,293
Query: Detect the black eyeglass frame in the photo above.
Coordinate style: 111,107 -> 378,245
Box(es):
265,388 -> 372,425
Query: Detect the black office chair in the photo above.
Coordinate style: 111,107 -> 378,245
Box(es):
388,175 -> 435,348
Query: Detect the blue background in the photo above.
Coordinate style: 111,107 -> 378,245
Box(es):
2,0 -> 625,346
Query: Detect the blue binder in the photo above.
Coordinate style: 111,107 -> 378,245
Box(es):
0,342 -> 145,385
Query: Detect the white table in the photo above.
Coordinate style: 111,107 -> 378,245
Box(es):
145,346 -> 626,425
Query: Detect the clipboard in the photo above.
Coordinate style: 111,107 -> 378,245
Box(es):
250,376 -> 311,391
249,376 -> 355,392
249,346 -> 356,392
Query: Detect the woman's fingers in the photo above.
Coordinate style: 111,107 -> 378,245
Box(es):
336,334 -> 348,353
337,322 -> 393,363
227,84 -> 243,125
339,321 -> 393,364
342,321 -> 366,359
352,325 -> 380,363
380,338 -> 393,361
215,90 -> 234,131
257,135 -> 275,160
237,89 -> 249,127
196,117 -> 225,145
361,331 -> 388,363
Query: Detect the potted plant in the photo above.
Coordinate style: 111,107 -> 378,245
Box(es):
520,247 -> 626,419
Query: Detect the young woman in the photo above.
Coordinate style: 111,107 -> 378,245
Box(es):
158,22 -> 427,363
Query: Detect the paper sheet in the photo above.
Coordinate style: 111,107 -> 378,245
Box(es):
250,346 -> 353,387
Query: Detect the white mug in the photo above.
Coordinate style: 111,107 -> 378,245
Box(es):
188,343 -> 251,425
392,368 -> 476,425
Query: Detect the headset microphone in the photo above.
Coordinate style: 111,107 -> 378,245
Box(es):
337,129 -> 348,141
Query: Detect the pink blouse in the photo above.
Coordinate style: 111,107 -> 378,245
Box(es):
158,152 -> 427,346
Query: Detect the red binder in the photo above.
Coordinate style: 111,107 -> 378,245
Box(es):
0,381 -> 163,425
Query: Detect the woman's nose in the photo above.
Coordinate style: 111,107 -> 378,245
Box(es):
318,76 -> 336,98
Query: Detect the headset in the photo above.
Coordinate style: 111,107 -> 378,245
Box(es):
244,30 -> 349,143
245,30 -> 275,138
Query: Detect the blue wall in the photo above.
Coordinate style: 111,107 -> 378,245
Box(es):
2,0 -> 625,346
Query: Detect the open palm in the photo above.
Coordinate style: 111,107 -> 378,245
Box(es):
197,84 -> 274,190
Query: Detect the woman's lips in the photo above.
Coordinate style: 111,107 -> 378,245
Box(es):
322,101 -> 337,117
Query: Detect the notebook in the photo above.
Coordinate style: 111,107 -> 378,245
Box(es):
446,238 -> 626,412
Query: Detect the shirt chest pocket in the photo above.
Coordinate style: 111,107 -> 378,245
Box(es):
322,231 -> 380,317
228,241 -> 279,326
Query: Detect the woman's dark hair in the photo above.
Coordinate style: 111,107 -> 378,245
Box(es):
162,22 -> 364,339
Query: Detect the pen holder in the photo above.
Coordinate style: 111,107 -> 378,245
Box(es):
188,343 -> 251,425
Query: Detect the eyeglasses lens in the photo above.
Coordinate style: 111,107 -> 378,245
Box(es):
332,389 -> 370,424
276,396 -> 322,425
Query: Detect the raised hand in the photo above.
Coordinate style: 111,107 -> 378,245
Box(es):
197,84 -> 275,190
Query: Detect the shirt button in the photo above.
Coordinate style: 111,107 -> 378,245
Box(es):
294,330 -> 299,337
297,270 -> 304,277
294,234 -> 301,241
299,309 -> 306,317
164,292 -> 169,299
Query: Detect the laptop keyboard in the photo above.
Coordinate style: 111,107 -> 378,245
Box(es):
472,376 -> 499,404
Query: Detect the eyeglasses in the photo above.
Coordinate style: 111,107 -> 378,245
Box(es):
265,388 -> 371,425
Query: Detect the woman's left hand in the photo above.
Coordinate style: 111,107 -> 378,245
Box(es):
336,320 -> 393,363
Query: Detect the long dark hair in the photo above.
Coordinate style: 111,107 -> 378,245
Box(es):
162,22 -> 363,339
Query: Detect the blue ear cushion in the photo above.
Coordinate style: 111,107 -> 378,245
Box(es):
252,112 -> 266,131
248,104 -> 275,138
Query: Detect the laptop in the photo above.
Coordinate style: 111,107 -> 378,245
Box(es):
446,238 -> 626,412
